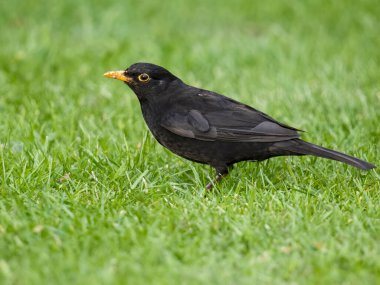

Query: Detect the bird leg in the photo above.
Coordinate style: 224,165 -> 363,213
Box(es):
206,166 -> 230,190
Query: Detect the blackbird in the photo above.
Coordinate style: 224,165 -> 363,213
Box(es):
104,63 -> 375,188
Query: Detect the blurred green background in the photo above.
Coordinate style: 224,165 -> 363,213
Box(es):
0,0 -> 379,284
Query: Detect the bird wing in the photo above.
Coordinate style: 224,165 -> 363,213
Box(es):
160,91 -> 300,142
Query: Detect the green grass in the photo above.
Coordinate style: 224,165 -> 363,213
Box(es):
1,0 -> 379,284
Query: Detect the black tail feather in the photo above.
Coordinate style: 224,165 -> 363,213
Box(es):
274,139 -> 375,170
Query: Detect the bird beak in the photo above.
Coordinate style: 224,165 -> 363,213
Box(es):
103,70 -> 133,83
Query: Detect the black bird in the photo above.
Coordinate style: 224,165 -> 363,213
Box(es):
104,63 -> 375,188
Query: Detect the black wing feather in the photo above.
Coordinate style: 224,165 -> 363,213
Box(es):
160,89 -> 300,142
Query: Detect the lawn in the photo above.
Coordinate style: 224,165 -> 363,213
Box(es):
0,0 -> 379,284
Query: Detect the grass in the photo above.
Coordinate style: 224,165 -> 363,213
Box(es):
0,0 -> 379,284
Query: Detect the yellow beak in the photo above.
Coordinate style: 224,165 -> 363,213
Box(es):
103,70 -> 133,83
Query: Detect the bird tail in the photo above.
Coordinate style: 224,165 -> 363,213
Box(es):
273,139 -> 375,170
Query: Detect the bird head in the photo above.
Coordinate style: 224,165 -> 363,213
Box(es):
104,63 -> 180,100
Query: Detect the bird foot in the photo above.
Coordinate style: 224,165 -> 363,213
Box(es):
206,173 -> 227,190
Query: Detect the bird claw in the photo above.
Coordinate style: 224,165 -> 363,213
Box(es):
205,172 -> 227,190
206,181 -> 214,190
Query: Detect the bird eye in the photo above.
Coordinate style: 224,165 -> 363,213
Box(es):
138,73 -> 150,82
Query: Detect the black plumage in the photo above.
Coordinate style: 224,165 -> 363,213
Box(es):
104,63 -> 375,188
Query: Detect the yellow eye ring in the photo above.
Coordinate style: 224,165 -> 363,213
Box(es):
138,73 -> 150,82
